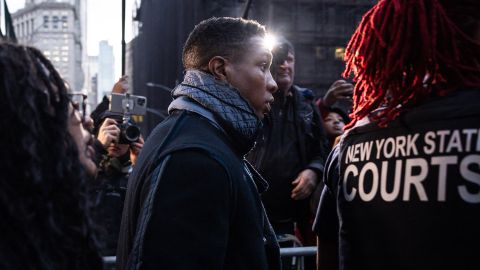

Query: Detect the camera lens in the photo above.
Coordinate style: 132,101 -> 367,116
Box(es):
124,124 -> 140,142
137,98 -> 146,106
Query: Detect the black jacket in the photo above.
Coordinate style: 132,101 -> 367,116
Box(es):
116,70 -> 281,270
89,153 -> 131,256
314,89 -> 480,270
247,85 -> 328,223
116,111 -> 280,270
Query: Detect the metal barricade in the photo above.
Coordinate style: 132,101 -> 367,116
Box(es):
103,246 -> 316,269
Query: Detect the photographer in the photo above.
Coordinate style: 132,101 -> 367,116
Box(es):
88,76 -> 145,257
89,111 -> 144,257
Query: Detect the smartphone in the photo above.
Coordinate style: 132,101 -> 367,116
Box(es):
109,93 -> 147,115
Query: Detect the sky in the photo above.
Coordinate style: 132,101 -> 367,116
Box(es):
6,0 -> 136,79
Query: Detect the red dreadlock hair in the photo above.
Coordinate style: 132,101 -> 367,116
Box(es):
343,0 -> 480,129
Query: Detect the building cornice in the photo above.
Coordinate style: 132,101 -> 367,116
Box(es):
13,2 -> 75,18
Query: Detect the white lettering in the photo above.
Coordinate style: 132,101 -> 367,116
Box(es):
375,139 -> 385,159
360,141 -> 373,161
353,144 -> 361,162
345,145 -> 354,164
437,130 -> 451,153
424,132 -> 436,154
431,156 -> 458,201
446,130 -> 462,153
403,158 -> 428,201
477,129 -> 480,151
358,162 -> 379,201
343,164 -> 358,201
462,129 -> 477,152
383,138 -> 395,159
380,160 -> 401,202
459,155 -> 480,203
395,136 -> 406,157
406,133 -> 419,156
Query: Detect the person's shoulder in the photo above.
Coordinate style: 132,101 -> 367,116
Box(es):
168,149 -> 222,167
162,149 -> 229,183
292,85 -> 313,97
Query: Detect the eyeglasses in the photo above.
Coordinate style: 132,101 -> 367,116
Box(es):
69,93 -> 87,122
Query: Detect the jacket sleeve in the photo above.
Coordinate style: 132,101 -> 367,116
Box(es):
305,101 -> 329,176
313,145 -> 340,270
128,149 -> 231,270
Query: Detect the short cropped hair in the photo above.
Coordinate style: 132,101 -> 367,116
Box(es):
183,17 -> 266,70
275,37 -> 295,55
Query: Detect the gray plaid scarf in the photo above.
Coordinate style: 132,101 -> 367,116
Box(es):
169,70 -> 262,144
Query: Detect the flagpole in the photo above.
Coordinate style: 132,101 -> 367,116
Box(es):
121,0 -> 126,75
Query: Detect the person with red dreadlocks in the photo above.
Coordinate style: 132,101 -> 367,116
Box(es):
313,0 -> 480,269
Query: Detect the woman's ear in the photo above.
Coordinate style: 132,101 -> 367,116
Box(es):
207,56 -> 228,81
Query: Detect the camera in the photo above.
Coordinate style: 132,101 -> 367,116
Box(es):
109,93 -> 147,144
118,120 -> 141,144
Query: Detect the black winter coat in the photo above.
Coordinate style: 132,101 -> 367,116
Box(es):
116,110 -> 281,270
314,89 -> 480,270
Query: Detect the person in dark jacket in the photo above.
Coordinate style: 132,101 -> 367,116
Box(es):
89,111 -> 144,257
116,17 -> 280,270
314,0 -> 480,269
246,38 -> 328,246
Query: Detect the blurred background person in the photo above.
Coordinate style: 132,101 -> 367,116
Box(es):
321,107 -> 349,151
247,38 -> 328,270
87,72 -> 143,258
310,107 -> 349,218
314,0 -> 480,269
0,42 -> 102,270
68,92 -> 98,177
88,109 -> 143,257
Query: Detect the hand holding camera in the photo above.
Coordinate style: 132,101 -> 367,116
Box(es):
97,118 -> 121,148
129,136 -> 144,165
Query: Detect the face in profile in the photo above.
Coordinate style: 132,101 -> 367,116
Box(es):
324,111 -> 345,139
68,103 -> 97,176
224,36 -> 278,119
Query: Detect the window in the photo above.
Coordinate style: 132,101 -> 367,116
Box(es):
298,4 -> 315,32
61,16 -> 68,29
273,3 -> 294,32
335,47 -> 345,60
52,16 -> 59,29
43,16 -> 49,28
315,46 -> 326,60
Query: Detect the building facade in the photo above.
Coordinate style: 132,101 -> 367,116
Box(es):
249,0 -> 376,94
12,0 -> 85,92
85,54 -> 98,111
97,40 -> 115,104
